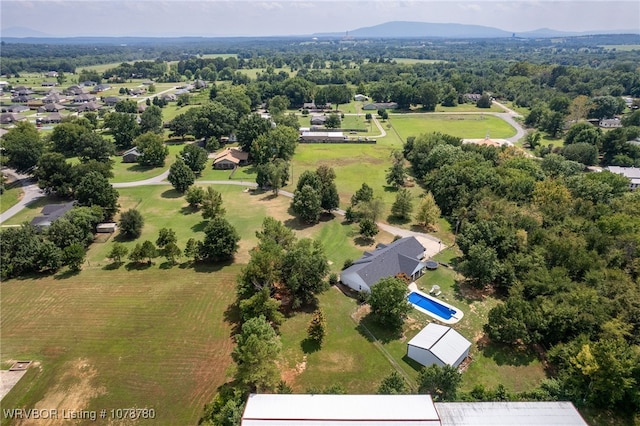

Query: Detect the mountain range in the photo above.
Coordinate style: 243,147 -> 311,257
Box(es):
315,21 -> 640,39
3,21 -> 639,40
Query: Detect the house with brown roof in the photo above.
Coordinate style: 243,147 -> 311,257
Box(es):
212,147 -> 249,169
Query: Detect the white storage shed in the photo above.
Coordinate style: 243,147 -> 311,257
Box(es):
407,323 -> 471,368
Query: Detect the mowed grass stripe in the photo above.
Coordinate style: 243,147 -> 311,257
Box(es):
1,266 -> 240,425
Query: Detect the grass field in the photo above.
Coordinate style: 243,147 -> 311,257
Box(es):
0,185 -> 22,214
0,266 -> 240,425
390,114 -> 517,140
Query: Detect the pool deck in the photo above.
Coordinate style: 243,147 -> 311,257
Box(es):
408,283 -> 464,325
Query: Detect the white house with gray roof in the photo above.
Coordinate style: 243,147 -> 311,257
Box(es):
605,166 -> 640,189
340,237 -> 427,293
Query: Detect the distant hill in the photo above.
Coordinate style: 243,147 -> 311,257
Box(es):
314,21 -> 640,39
1,26 -> 52,38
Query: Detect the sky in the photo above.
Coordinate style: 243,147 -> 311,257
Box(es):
1,0 -> 639,37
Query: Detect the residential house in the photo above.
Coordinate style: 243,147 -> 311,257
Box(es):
122,147 -> 142,163
73,93 -> 97,103
80,81 -> 97,87
354,94 -> 369,101
340,236 -> 428,293
38,103 -> 65,113
27,100 -> 44,110
599,118 -> 622,128
64,85 -> 85,96
103,96 -> 121,106
41,81 -> 57,87
605,166 -> 640,189
137,103 -> 147,113
45,71 -> 59,78
37,113 -> 63,124
11,94 -> 35,103
212,147 -> 249,169
130,88 -> 146,96
160,93 -> 177,102
0,113 -> 26,124
194,80 -> 208,89
310,115 -> 327,126
30,202 -> 75,228
76,102 -> 101,112
362,102 -> 398,110
1,105 -> 29,113
407,323 -> 471,368
43,92 -> 66,104
240,394 -> 588,426
90,84 -> 111,93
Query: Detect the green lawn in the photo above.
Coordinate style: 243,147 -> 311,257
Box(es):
0,185 -> 22,214
390,114 -> 517,141
433,104 -> 503,113
109,144 -> 183,184
279,287 -> 398,393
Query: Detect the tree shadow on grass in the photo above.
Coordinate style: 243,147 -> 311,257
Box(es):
161,189 -> 183,199
113,233 -> 136,243
102,262 -> 123,271
192,260 -> 230,273
53,269 -> 81,280
159,261 -> 176,270
125,261 -> 154,271
180,205 -> 198,215
354,236 -> 375,247
191,220 -> 208,233
356,312 -> 403,344
481,341 -> 538,367
223,301 -> 243,337
386,215 -> 411,226
383,185 -> 399,193
301,338 -> 321,354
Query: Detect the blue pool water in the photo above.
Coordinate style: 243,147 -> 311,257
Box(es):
407,292 -> 456,320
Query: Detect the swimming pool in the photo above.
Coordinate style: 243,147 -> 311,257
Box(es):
407,290 -> 463,324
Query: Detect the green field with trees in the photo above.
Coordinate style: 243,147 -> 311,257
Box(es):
2,33 -> 640,425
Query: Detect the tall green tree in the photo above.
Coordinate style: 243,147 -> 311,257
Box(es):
139,105 -> 164,134
281,238 -> 329,308
136,132 -> 169,167
232,316 -> 282,392
75,171 -> 119,219
167,158 -> 195,193
292,185 -> 322,224
179,143 -> 208,175
236,113 -> 273,153
417,364 -> 462,401
104,112 -> 139,150
391,188 -> 414,220
119,209 -> 144,239
377,371 -> 408,395
201,186 -> 226,220
415,192 -> 441,228
368,277 -> 411,329
307,309 -> 327,345
1,121 -> 44,173
200,217 -> 240,262
35,152 -> 74,196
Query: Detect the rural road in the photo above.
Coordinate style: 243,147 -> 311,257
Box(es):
1,105 -> 524,235
0,169 -> 44,224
